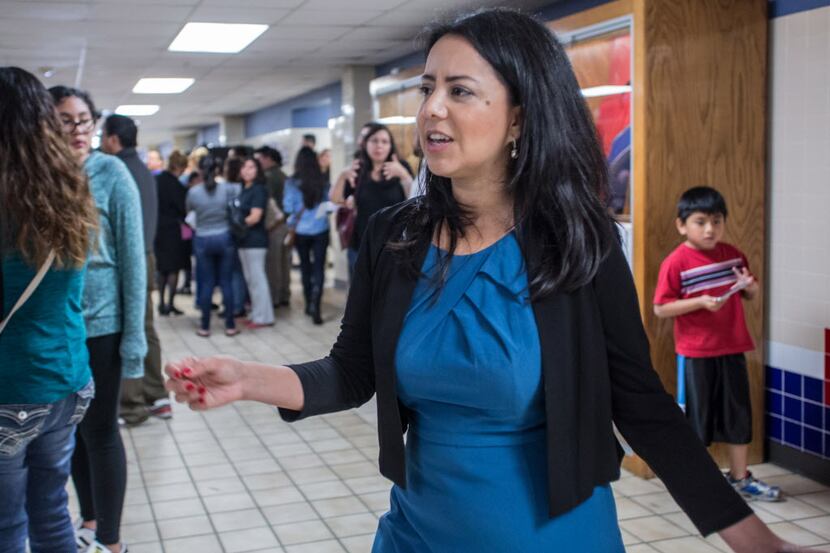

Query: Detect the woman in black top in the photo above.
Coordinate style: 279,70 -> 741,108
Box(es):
331,123 -> 413,280
154,150 -> 188,315
164,9 -> 814,553
236,157 -> 274,328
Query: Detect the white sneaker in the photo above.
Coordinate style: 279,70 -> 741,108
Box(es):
73,519 -> 95,551
84,540 -> 129,553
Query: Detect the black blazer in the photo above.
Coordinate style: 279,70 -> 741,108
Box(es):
281,199 -> 751,536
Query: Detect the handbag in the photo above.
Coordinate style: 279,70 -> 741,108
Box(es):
283,207 -> 305,248
336,207 -> 356,250
180,222 -> 193,241
0,250 -> 55,335
226,185 -> 248,241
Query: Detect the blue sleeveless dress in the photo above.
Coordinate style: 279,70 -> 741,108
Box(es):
372,233 -> 625,553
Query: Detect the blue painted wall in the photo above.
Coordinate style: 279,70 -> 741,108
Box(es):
244,81 -> 341,138
197,123 -> 220,146
770,0 -> 830,16
374,50 -> 425,78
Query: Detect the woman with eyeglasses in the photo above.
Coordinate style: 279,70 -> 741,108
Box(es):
50,85 -> 146,553
0,67 -> 98,553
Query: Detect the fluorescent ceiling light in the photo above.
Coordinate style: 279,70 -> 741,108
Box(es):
115,105 -> 160,116
376,116 -> 417,125
168,22 -> 269,54
133,78 -> 194,94
581,85 -> 632,98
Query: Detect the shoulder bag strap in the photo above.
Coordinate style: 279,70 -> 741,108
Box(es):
0,249 -> 56,335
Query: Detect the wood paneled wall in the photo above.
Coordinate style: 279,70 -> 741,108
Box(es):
633,0 -> 768,468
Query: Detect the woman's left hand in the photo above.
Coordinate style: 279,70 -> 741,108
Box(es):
382,155 -> 409,181
719,514 -> 823,552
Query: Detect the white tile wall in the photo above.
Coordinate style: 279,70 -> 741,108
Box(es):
766,6 -> 830,375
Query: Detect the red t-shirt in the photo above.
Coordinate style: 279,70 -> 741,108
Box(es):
653,242 -> 755,358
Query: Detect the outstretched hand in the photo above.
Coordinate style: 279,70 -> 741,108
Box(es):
165,355 -> 246,411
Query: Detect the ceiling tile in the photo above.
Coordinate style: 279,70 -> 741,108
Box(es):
187,6 -> 291,25
279,9 -> 383,26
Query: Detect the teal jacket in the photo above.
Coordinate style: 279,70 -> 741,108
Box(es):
84,151 -> 147,378
0,255 -> 91,404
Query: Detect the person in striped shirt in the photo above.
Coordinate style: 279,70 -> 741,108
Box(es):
654,186 -> 780,502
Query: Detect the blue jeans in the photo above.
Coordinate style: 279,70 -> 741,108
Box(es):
295,231 -> 329,305
0,380 -> 94,553
194,232 -> 236,330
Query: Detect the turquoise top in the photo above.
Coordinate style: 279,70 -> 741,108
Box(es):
84,151 -> 147,378
0,253 -> 91,404
374,234 -> 624,552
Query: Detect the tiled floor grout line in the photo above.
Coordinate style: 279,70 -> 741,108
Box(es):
199,408 -> 287,551
143,413 -> 231,553
136,288 -> 830,553
232,401 -> 372,552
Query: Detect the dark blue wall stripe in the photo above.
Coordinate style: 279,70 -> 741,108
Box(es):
197,123 -> 220,146
375,51 -> 424,78
770,0 -> 830,17
244,81 -> 342,138
534,0 -> 616,22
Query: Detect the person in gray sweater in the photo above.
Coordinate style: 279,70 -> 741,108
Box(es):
186,155 -> 242,337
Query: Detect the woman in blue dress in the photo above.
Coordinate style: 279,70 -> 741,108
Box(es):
163,9 -> 815,553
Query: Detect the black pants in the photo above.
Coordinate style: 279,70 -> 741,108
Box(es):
295,231 -> 329,304
684,354 -> 752,447
72,333 -> 127,545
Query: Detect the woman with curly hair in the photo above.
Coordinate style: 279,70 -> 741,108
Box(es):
0,67 -> 98,552
50,84 -> 146,553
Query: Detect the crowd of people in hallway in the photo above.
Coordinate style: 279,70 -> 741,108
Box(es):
0,6 -> 822,553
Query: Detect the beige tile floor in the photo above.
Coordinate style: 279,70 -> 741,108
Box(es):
68,281 -> 830,553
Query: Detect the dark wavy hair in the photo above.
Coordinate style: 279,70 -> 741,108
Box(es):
47,85 -> 100,121
356,123 -> 400,186
224,157 -> 243,184
0,67 -> 97,268
393,8 -> 615,299
293,146 -> 326,209
240,156 -> 265,186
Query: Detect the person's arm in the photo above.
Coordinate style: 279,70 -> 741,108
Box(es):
597,241 -> 750,533
382,155 -> 413,197
596,242 -> 815,552
330,160 -> 360,205
245,208 -> 263,226
166,208 -> 384,416
165,357 -> 305,411
111,161 -> 148,378
244,186 -> 266,226
654,296 -> 722,318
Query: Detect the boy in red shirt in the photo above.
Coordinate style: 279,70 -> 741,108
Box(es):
654,186 -> 780,501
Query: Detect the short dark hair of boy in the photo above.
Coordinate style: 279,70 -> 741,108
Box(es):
302,133 -> 316,145
677,186 -> 728,222
103,114 -> 138,148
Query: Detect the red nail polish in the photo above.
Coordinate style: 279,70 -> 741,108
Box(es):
174,370 -> 182,379
198,386 -> 206,394
185,383 -> 194,391
183,367 -> 192,376
198,398 -> 205,404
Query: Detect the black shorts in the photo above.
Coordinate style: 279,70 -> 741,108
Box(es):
684,353 -> 752,446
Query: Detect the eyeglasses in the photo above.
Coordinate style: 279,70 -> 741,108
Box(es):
60,118 -> 96,133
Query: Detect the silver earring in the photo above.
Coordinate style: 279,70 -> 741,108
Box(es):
510,139 -> 518,160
